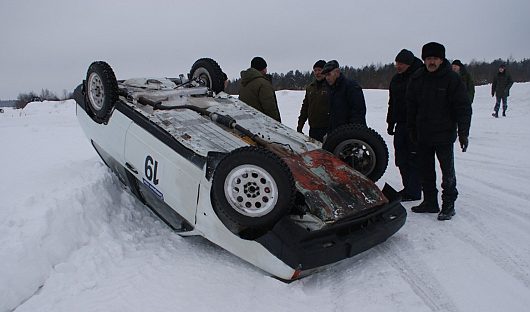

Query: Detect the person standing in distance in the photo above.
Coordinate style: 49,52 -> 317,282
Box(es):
296,60 -> 329,142
406,42 -> 472,221
491,64 -> 513,117
239,56 -> 281,122
321,60 -> 366,134
387,49 -> 423,202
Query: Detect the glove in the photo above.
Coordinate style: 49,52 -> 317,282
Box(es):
387,123 -> 395,135
459,136 -> 468,152
491,93 -> 494,97
296,124 -> 304,133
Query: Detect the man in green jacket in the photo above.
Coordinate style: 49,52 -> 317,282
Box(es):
491,64 -> 514,117
452,60 -> 475,104
296,60 -> 329,142
239,57 -> 281,122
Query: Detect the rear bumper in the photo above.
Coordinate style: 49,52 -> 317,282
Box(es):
256,199 -> 406,275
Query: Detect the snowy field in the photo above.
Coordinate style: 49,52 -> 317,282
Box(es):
1,83 -> 530,312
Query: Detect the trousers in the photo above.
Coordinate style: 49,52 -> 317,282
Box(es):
494,95 -> 508,112
418,143 -> 458,203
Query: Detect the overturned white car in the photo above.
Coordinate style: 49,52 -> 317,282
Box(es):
74,58 -> 406,281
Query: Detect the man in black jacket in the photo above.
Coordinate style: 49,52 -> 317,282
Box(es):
387,49 -> 423,202
491,64 -> 514,117
406,42 -> 472,221
321,60 -> 366,133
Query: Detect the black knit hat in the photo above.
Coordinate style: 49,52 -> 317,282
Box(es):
499,63 -> 506,68
251,57 -> 267,71
452,59 -> 465,68
421,42 -> 445,60
321,60 -> 339,74
313,60 -> 326,69
395,49 -> 415,65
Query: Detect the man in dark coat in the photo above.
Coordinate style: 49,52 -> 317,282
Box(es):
297,60 -> 330,142
239,57 -> 281,122
406,42 -> 472,221
491,64 -> 514,117
451,60 -> 475,104
387,49 -> 423,202
321,60 -> 366,133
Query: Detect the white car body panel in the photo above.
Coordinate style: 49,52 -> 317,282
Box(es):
76,104 -> 131,165
125,122 -> 202,223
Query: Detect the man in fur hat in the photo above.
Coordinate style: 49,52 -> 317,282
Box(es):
406,42 -> 472,221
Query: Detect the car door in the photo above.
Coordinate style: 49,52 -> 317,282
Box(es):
124,122 -> 202,225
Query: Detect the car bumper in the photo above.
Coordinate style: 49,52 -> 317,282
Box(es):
256,198 -> 406,279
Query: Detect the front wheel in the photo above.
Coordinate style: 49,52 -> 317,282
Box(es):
85,61 -> 118,124
323,124 -> 389,182
211,146 -> 295,237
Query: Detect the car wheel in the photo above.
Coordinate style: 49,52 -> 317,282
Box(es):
211,146 -> 295,237
85,61 -> 118,124
323,123 -> 388,182
190,58 -> 225,94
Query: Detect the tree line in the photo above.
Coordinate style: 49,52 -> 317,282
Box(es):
224,58 -> 530,94
12,58 -> 529,108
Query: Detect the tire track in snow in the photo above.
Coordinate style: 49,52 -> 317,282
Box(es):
459,171 -> 530,208
455,210 -> 530,289
460,195 -> 530,236
457,157 -> 529,182
458,172 -> 530,235
378,239 -> 460,312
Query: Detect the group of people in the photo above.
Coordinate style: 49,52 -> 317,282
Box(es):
238,56 -> 367,143
236,42 -> 514,221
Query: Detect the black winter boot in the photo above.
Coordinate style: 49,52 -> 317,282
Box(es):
502,110 -> 506,117
492,111 -> 498,118
399,190 -> 421,202
438,202 -> 456,221
411,199 -> 440,213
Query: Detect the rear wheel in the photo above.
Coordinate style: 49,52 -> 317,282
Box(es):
211,146 -> 295,237
190,58 -> 225,94
323,124 -> 388,182
85,61 -> 118,123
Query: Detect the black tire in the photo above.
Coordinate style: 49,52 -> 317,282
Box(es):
211,146 -> 295,236
323,124 -> 389,182
85,61 -> 118,124
190,58 -> 225,94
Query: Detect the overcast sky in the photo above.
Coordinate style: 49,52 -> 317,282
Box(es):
1,0 -> 529,99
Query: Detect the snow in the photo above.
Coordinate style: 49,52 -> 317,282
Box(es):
1,83 -> 530,312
